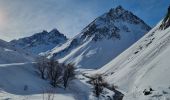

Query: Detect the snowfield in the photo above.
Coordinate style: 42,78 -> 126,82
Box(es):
0,63 -> 85,100
1,5 -> 170,100
0,62 -> 115,100
0,39 -> 34,64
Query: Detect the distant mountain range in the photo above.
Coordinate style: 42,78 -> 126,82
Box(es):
10,29 -> 68,54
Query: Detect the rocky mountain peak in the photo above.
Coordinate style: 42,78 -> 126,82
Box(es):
49,28 -> 60,34
10,29 -> 68,54
49,28 -> 66,38
80,6 -> 151,41
42,30 -> 48,33
108,5 -> 125,16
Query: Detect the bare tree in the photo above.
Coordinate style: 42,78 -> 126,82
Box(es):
36,56 -> 76,89
35,56 -> 49,79
63,63 -> 76,89
47,59 -> 62,87
90,74 -> 108,98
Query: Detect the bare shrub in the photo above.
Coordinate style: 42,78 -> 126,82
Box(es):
35,57 -> 76,89
35,56 -> 49,79
63,63 -> 76,89
111,84 -> 118,91
47,59 -> 62,87
90,74 -> 108,98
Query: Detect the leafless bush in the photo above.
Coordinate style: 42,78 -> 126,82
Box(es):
35,56 -> 49,79
111,84 -> 118,91
47,59 -> 63,87
35,56 -> 76,89
63,63 -> 76,89
90,74 -> 108,98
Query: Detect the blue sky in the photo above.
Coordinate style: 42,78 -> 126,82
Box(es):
0,0 -> 169,41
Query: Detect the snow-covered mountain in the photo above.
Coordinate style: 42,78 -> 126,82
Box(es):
91,7 -> 170,100
0,39 -> 34,64
10,29 -> 68,54
47,6 -> 151,69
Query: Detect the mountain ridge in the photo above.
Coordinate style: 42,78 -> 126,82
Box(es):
10,28 -> 68,54
46,6 -> 151,69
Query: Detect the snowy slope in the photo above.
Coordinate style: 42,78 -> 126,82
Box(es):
0,40 -> 90,100
93,8 -> 170,100
0,62 -> 78,100
0,39 -> 34,64
0,39 -> 108,100
10,29 -> 67,55
0,62 -> 110,100
47,6 -> 150,69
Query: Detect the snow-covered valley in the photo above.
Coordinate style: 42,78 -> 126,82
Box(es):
0,62 -> 116,100
0,4 -> 170,100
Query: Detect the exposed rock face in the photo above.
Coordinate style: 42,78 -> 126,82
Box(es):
160,6 -> 170,30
